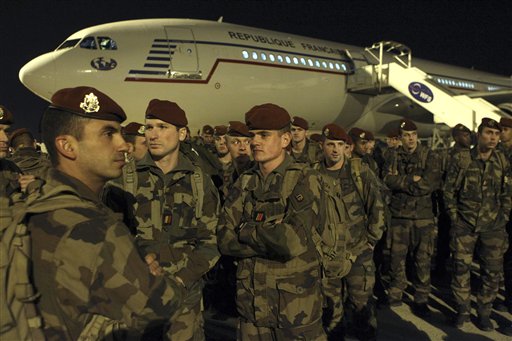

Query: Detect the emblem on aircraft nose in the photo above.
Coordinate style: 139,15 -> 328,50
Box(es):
408,82 -> 434,103
91,57 -> 118,71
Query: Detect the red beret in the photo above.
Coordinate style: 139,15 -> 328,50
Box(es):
0,105 -> 14,125
346,135 -> 353,145
291,116 -> 309,130
50,86 -> 126,122
214,125 -> 228,136
123,122 -> 145,136
479,117 -> 502,132
365,130 -> 375,140
499,117 -> 512,128
227,121 -> 254,137
202,125 -> 214,134
310,133 -> 322,143
322,123 -> 349,142
9,128 -> 33,146
451,123 -> 471,137
348,127 -> 367,141
245,103 -> 291,130
145,99 -> 188,127
398,118 -> 417,131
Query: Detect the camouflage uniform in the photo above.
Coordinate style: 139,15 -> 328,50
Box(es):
498,143 -> 512,308
291,139 -> 322,165
316,159 -> 385,338
444,147 -> 511,316
126,152 -> 220,341
0,159 -> 21,233
29,168 -> 184,340
218,155 -> 326,341
9,147 -> 51,179
383,143 -> 441,304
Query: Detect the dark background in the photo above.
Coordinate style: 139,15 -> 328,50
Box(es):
1,0 -> 511,136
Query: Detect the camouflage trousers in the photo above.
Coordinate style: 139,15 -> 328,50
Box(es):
450,223 -> 508,315
237,318 -> 326,341
388,218 -> 436,303
504,220 -> 512,304
322,248 -> 375,338
166,283 -> 205,341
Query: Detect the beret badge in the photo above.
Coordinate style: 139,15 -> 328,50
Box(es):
0,107 -> 3,120
80,93 -> 101,113
323,128 -> 330,136
137,125 -> 146,135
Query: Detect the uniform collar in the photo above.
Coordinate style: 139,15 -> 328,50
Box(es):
47,168 -> 101,204
136,151 -> 195,173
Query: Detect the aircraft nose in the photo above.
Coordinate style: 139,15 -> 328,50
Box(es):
19,52 -> 56,101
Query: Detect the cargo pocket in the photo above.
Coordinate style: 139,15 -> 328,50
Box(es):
276,272 -> 322,328
235,264 -> 255,321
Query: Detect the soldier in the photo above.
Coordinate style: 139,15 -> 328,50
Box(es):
365,130 -> 376,156
348,127 -> 379,175
121,99 -> 220,340
122,121 -> 148,162
290,116 -> 320,164
217,103 -> 327,340
316,123 -> 385,341
444,118 -> 511,330
383,118 -> 441,317
9,128 -> 51,180
0,105 -> 23,232
28,87 -> 184,339
496,116 -> 512,314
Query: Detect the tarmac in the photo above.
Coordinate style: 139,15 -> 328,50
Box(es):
203,264 -> 512,340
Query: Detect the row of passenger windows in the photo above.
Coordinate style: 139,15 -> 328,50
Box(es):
241,50 -> 348,71
57,37 -> 118,50
434,77 -> 475,89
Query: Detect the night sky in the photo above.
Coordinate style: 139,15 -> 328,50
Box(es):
1,0 -> 511,137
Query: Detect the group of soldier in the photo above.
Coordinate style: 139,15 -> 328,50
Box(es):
0,87 -> 511,341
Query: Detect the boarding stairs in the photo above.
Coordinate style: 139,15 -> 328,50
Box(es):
347,41 -> 503,131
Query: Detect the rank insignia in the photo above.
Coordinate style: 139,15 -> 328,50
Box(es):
254,211 -> 266,222
163,212 -> 172,225
80,92 -> 100,113
295,194 -> 304,202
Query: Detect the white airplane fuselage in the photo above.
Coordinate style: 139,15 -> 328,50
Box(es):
19,19 -> 512,136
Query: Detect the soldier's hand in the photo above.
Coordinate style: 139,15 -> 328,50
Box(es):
145,253 -> 164,276
18,174 -> 36,192
413,175 -> 422,182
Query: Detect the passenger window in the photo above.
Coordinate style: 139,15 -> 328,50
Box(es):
98,37 -> 118,50
80,37 -> 97,50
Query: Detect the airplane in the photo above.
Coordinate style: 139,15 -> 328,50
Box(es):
19,18 -> 512,141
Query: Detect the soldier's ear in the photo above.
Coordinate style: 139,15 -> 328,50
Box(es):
55,135 -> 78,160
280,131 -> 291,149
178,127 -> 187,142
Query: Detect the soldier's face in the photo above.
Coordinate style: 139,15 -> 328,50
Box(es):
76,120 -> 129,182
478,127 -> 500,150
291,126 -> 306,143
132,135 -> 148,161
202,133 -> 213,144
0,124 -> 10,158
227,136 -> 252,159
214,135 -> 229,156
250,130 -> 290,165
501,126 -> 512,143
322,138 -> 345,167
367,140 -> 375,154
354,139 -> 369,155
145,118 -> 186,160
455,132 -> 472,148
401,130 -> 418,151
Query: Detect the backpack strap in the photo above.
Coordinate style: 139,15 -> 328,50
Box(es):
349,158 -> 364,201
191,166 -> 204,219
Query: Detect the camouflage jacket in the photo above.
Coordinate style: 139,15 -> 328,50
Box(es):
353,151 -> 379,176
29,168 -> 183,340
218,158 -> 255,205
497,142 -> 512,163
384,144 -> 441,219
217,155 -> 325,327
0,159 -> 21,233
443,147 -> 511,231
316,159 -> 385,256
291,139 -> 321,165
9,147 -> 51,179
127,153 -> 220,288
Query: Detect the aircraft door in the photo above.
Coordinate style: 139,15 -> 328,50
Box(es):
164,27 -> 201,79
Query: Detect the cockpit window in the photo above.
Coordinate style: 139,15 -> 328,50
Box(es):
56,39 -> 80,50
98,37 -> 117,50
80,37 -> 97,50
